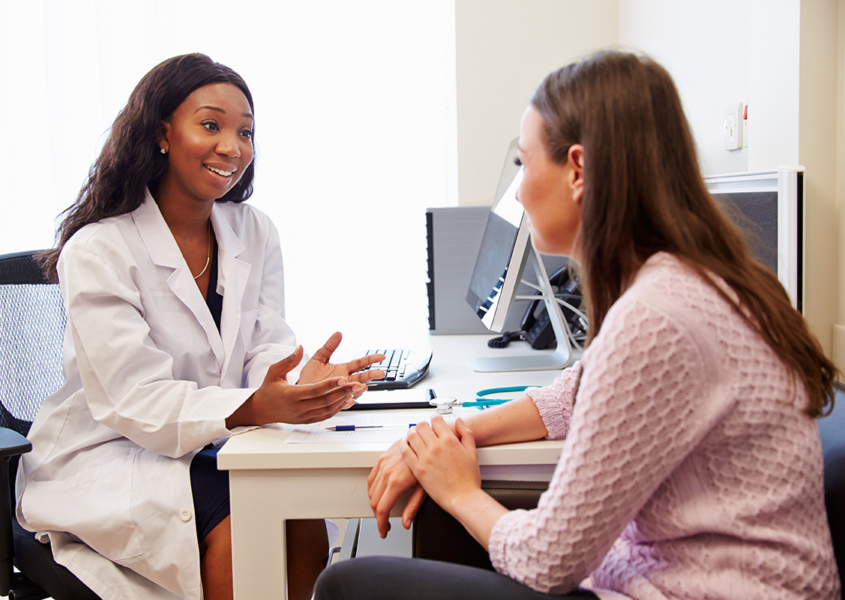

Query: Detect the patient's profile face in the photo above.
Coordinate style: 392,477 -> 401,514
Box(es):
158,82 -> 254,204
515,106 -> 583,257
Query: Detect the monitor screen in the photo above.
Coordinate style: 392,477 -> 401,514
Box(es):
465,140 -> 531,332
704,168 -> 803,311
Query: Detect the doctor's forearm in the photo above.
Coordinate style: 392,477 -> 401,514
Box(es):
226,393 -> 260,429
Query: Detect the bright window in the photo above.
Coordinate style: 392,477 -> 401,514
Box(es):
0,0 -> 457,351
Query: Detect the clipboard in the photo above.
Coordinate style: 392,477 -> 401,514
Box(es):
345,388 -> 435,411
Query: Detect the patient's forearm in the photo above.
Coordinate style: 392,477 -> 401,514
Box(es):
450,488 -> 509,550
460,395 -> 548,447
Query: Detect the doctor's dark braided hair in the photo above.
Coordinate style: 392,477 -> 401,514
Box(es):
39,53 -> 255,282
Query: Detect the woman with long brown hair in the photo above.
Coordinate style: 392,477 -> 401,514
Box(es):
317,51 -> 841,599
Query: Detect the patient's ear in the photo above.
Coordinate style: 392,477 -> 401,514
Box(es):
568,144 -> 584,205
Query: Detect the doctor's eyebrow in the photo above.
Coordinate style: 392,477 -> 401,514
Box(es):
194,106 -> 254,119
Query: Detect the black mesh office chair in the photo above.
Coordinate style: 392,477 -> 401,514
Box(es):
820,388 -> 845,591
0,250 -> 99,600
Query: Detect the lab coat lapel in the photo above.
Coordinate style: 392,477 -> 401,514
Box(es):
132,191 -> 225,367
210,205 -> 250,380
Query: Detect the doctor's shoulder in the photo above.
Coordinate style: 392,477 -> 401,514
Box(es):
58,213 -> 139,275
215,200 -> 279,245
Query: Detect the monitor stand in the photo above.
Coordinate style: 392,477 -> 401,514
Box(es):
468,246 -> 582,373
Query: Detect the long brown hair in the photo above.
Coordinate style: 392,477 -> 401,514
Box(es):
531,50 -> 836,417
39,53 -> 256,282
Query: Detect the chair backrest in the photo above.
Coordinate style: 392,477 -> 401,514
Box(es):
819,388 -> 845,590
0,251 -> 66,437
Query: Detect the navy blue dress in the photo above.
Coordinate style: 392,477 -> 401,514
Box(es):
190,240 -> 231,542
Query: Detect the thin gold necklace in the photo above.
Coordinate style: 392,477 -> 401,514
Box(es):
193,220 -> 212,281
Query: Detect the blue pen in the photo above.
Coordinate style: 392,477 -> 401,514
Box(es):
327,424 -> 416,431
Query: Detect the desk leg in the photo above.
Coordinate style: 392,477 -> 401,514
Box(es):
228,467 -> 406,599
229,470 -> 289,599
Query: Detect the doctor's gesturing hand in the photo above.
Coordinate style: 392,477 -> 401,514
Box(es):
226,344 -> 366,427
299,331 -> 386,397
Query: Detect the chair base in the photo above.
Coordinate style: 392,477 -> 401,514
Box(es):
8,572 -> 49,600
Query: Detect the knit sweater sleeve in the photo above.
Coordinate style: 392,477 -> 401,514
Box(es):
487,292 -> 728,594
525,362 -> 581,440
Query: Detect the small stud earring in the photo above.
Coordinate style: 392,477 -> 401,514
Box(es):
160,147 -> 167,154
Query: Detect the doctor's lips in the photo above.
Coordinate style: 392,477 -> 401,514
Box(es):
204,163 -> 238,178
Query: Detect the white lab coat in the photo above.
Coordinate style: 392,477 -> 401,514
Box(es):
16,191 -> 300,599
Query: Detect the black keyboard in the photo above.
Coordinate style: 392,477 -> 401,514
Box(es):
361,348 -> 432,390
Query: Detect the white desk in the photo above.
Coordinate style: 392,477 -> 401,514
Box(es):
218,334 -> 566,599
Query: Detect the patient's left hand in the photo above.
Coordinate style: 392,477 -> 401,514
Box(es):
401,417 -> 482,515
298,332 -> 385,398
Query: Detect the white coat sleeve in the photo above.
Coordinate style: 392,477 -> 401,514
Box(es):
60,246 -> 249,459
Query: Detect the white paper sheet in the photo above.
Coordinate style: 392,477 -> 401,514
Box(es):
349,388 -> 432,408
285,410 -> 435,444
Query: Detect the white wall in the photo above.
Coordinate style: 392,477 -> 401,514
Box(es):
454,0 -> 618,207
0,0 -> 456,354
619,0 -> 750,175
618,0 -> 803,176
747,0 -> 801,172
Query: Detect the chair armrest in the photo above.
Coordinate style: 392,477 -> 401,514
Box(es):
0,427 -> 30,595
0,428 -> 31,459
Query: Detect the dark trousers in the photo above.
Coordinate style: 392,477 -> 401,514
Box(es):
315,556 -> 600,600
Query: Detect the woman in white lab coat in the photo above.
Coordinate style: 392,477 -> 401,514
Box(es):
16,53 -> 383,600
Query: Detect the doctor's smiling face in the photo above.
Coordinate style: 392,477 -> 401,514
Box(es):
158,82 -> 254,205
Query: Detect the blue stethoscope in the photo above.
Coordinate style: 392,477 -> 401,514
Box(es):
429,386 -> 531,414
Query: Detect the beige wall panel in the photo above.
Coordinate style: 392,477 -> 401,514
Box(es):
799,0 -> 840,357
455,0 -> 618,206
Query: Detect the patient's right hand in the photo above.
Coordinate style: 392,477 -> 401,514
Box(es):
368,440 -> 427,538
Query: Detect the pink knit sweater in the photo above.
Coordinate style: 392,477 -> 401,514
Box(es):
488,253 -> 840,600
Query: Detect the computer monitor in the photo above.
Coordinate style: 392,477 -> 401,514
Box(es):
465,152 -> 528,332
465,140 -> 581,373
464,161 -> 802,373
